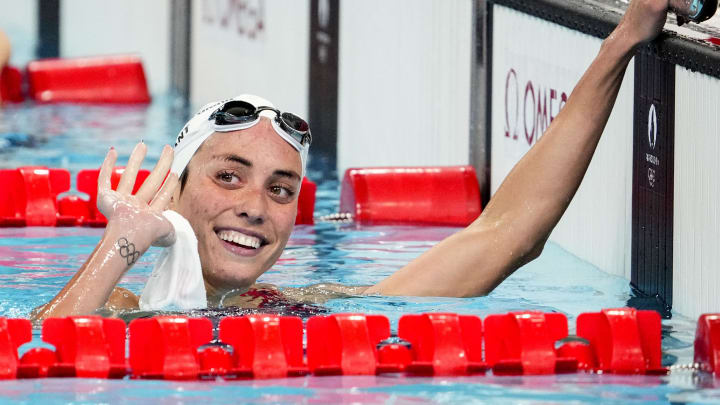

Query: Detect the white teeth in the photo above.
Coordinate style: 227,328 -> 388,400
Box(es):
218,230 -> 261,249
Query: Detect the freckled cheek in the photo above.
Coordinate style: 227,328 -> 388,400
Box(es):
273,208 -> 298,242
189,191 -> 225,218
185,191 -> 228,252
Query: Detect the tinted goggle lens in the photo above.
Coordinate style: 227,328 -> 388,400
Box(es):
211,101 -> 311,146
222,101 -> 256,117
281,112 -> 309,132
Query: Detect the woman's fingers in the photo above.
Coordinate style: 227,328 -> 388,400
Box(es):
150,172 -> 179,211
116,142 -> 147,195
98,147 -> 118,193
135,145 -> 174,202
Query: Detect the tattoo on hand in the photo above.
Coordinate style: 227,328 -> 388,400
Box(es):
117,237 -> 140,266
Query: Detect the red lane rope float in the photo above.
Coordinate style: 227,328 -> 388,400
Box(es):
17,316 -> 127,379
339,165 -> 482,226
0,65 -> 24,103
307,314 -> 390,376
0,166 -> 316,227
0,308 -> 683,380
0,318 -> 31,379
485,312 -> 576,375
218,315 -> 307,378
0,167 -> 75,227
27,55 -> 151,104
576,308 -> 666,375
296,178 -> 316,225
129,317 -> 213,380
398,313 -> 484,376
695,314 -> 720,374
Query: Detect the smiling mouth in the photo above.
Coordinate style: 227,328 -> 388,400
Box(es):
216,229 -> 267,250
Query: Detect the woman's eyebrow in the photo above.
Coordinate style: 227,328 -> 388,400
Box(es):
213,154 -> 300,180
213,154 -> 253,167
273,169 -> 301,181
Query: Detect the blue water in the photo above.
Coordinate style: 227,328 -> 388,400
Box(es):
0,98 -> 715,404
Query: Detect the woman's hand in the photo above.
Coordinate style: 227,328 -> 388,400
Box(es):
33,143 -> 179,319
97,142 -> 179,247
614,0 -> 669,46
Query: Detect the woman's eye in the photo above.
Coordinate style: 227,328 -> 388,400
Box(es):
217,171 -> 239,184
270,185 -> 294,200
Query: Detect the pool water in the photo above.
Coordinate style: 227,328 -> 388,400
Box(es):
0,98 -> 717,404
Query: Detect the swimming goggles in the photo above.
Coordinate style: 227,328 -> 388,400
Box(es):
208,100 -> 312,148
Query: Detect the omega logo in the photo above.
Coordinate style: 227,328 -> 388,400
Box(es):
648,103 -> 657,150
202,0 -> 265,39
503,68 -> 568,147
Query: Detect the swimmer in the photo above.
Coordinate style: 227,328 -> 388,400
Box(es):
0,29 -> 11,103
33,0 -> 670,319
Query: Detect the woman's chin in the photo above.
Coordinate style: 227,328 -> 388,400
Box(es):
203,267 -> 259,295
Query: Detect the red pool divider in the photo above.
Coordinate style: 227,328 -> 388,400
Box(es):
0,309 -> 682,380
296,177 -> 316,225
484,311 -> 576,375
0,167 -> 76,227
17,316 -> 128,379
0,65 -> 24,103
694,314 -> 720,374
576,308 -> 665,374
398,313 -> 484,376
307,314 -> 390,375
129,317 -> 213,380
218,315 -> 307,378
339,165 -> 482,226
0,318 -> 31,379
27,55 -> 150,104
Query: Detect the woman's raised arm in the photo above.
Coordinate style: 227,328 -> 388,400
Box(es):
366,0 -> 669,298
32,143 -> 178,320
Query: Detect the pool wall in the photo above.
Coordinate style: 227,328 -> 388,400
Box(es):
336,0 -> 473,176
190,0 -> 310,117
673,66 -> 720,318
59,1 -> 171,95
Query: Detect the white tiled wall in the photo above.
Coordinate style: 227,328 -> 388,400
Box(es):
190,0 -> 309,116
337,0 -> 472,176
60,0 -> 171,95
673,66 -> 720,318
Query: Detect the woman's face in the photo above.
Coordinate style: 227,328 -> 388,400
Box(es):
171,118 -> 302,297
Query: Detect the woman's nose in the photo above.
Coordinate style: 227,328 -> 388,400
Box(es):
234,186 -> 267,225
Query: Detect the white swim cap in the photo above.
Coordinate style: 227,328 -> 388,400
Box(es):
171,94 -> 310,178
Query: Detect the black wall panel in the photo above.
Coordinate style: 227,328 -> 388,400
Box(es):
631,50 -> 675,312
